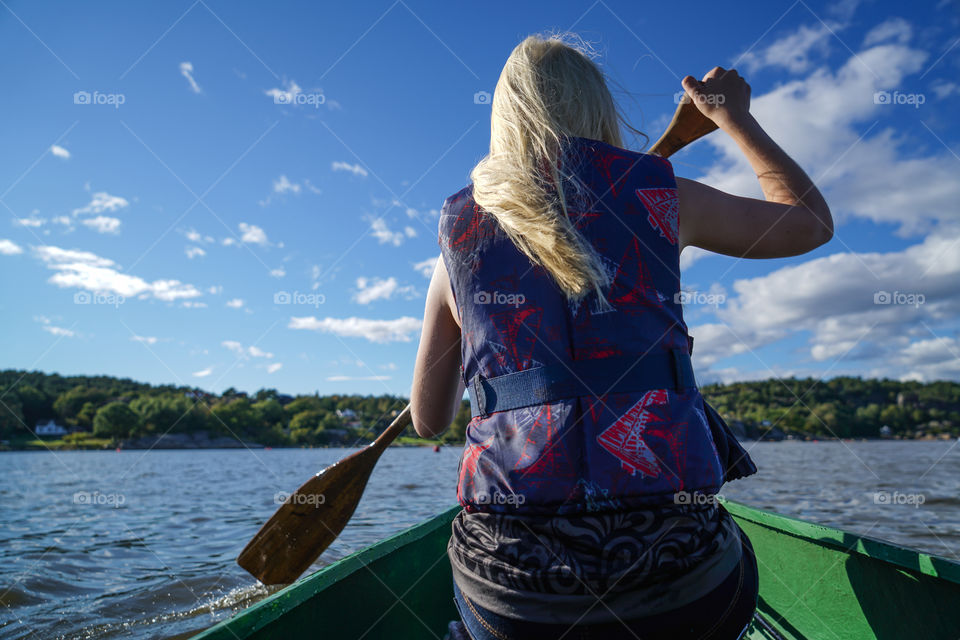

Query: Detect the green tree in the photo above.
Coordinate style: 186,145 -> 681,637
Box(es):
93,402 -> 140,439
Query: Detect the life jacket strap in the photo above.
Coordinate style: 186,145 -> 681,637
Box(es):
467,348 -> 696,418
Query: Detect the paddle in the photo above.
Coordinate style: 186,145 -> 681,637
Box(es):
237,97 -> 717,586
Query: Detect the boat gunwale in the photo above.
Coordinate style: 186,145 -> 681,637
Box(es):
192,504 -> 463,639
193,500 -> 960,638
721,498 -> 960,584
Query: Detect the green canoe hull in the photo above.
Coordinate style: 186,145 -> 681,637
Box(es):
195,500 -> 960,639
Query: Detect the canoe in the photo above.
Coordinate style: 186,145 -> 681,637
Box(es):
194,500 -> 960,639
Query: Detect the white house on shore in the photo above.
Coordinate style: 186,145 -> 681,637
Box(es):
35,420 -> 68,436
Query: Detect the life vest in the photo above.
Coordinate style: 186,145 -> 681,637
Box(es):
438,136 -> 745,515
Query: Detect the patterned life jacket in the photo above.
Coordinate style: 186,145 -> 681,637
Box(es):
438,135 -> 727,516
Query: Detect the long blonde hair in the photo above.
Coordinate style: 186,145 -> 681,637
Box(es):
470,32 -> 643,305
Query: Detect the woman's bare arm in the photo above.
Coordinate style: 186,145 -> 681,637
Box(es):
410,257 -> 463,438
677,67 -> 833,258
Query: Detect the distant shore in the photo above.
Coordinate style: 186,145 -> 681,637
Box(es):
2,432 -> 953,452
0,433 -> 444,451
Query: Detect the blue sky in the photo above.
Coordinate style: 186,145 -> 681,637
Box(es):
1,0 -> 958,397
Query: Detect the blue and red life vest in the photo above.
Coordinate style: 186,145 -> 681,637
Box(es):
438,136 -> 750,515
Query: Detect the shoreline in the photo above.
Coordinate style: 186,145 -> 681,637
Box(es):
2,434 -> 954,452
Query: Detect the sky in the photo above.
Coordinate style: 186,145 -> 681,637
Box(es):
1,0 -> 959,397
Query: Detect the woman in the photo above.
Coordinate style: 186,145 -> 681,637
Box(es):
410,33 -> 832,640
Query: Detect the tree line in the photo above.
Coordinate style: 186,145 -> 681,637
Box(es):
1,369 -> 957,447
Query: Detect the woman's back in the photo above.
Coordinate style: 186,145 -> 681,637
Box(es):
439,135 -> 724,517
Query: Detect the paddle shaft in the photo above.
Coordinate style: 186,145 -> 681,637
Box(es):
237,98 -> 717,585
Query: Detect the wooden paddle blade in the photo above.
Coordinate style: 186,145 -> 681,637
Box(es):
237,444 -> 381,585
648,96 -> 718,158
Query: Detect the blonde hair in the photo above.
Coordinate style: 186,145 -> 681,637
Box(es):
470,32 -> 643,305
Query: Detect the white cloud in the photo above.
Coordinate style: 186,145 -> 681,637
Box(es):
72,191 -> 128,217
50,145 -> 70,159
0,239 -> 24,255
696,33 -> 954,236
180,61 -> 201,93
226,298 -> 244,308
738,21 -> 835,73
81,216 -> 121,234
34,245 -> 202,301
413,256 -> 438,278
185,229 -> 215,244
289,316 -> 422,343
273,175 -> 301,194
332,161 -> 368,178
688,228 -> 960,382
238,222 -> 269,246
131,335 -> 158,345
193,366 -> 214,378
34,315 -> 74,338
862,17 -> 912,46
404,226 -> 417,238
222,340 -> 274,359
265,79 -> 302,104
353,276 -> 418,304
369,218 -> 409,246
15,215 -> 46,228
269,267 -> 285,278
185,246 -> 206,259
266,362 -> 283,374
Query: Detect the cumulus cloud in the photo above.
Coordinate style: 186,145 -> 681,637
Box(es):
0,239 -> 24,255
352,276 -> 418,304
222,340 -> 274,359
273,175 -> 300,194
738,22 -> 836,73
193,367 -> 213,378
131,335 -> 159,345
72,192 -> 128,217
34,315 -> 74,338
50,145 -> 70,159
332,161 -> 368,177
269,267 -> 285,278
369,218 -> 413,246
413,256 -> 439,278
180,61 -> 201,93
226,298 -> 244,309
688,228 -> 960,382
185,246 -> 206,259
238,222 -> 270,246
698,25 -> 956,237
81,216 -> 121,234
266,362 -> 283,374
288,316 -> 422,343
33,245 -> 202,302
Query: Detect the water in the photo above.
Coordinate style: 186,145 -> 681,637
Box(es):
1,441 -> 958,639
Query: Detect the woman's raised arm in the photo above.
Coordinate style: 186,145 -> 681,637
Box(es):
677,67 -> 833,258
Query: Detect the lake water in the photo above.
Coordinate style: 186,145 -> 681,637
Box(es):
1,441 -> 958,639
